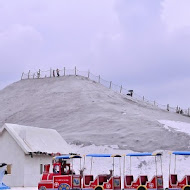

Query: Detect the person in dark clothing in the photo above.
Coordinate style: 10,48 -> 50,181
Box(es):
56,69 -> 60,77
37,71 -> 40,78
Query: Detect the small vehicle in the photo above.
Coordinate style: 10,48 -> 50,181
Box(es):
0,163 -> 10,189
38,154 -> 82,190
83,154 -> 122,190
169,151 -> 190,190
124,152 -> 164,190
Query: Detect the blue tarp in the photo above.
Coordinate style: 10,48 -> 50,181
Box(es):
126,152 -> 162,157
0,183 -> 10,189
0,165 -> 10,190
172,151 -> 190,155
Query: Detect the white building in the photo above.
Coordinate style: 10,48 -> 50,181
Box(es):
0,123 -> 72,187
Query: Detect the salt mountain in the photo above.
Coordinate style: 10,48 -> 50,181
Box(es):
0,76 -> 190,152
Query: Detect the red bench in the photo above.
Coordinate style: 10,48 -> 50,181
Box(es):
99,175 -> 107,185
171,174 -> 177,185
140,176 -> 148,185
85,175 -> 93,185
125,175 -> 134,186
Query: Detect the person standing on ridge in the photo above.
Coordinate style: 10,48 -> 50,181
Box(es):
56,69 -> 60,77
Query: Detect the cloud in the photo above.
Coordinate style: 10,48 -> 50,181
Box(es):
101,0 -> 190,108
0,24 -> 43,80
161,0 -> 190,32
0,0 -> 120,74
0,0 -> 189,108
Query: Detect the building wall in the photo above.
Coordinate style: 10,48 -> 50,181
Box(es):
24,154 -> 52,187
0,129 -> 55,187
0,130 -> 25,187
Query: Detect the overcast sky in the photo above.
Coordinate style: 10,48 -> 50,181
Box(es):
0,0 -> 190,108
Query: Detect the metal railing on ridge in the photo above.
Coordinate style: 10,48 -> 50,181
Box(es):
21,67 -> 190,117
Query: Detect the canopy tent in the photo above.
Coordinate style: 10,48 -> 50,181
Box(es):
86,154 -> 121,157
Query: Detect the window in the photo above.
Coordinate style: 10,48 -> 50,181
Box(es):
40,164 -> 43,174
6,164 -> 12,175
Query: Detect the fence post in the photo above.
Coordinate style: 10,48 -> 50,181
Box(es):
143,96 -> 144,101
64,67 -> 66,76
109,81 -> 112,89
75,66 -> 77,76
88,70 -> 90,78
120,85 -> 122,93
39,69 -> 41,78
167,104 -> 169,111
98,75 -> 100,83
176,106 -> 179,113
21,72 -> 24,80
50,68 -> 52,78
28,70 -> 30,79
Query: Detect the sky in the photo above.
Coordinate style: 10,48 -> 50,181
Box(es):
0,0 -> 190,108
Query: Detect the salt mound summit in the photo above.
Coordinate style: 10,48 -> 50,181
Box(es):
0,76 -> 190,151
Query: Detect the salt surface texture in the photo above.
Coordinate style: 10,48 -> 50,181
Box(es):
0,76 -> 190,151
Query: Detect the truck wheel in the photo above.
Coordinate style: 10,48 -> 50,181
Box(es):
58,183 -> 70,190
94,185 -> 104,190
137,185 -> 147,190
183,185 -> 190,190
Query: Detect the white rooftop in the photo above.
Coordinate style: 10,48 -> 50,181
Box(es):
0,123 -> 71,155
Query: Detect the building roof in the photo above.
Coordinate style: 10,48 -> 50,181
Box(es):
0,123 -> 71,155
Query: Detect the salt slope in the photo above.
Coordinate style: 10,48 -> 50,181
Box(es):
0,76 -> 190,151
159,120 -> 190,136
